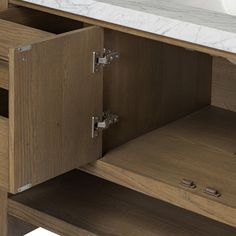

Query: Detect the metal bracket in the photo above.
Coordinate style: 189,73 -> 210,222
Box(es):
17,183 -> 32,193
204,187 -> 221,198
180,179 -> 196,189
92,111 -> 119,138
17,44 -> 32,52
93,49 -> 119,73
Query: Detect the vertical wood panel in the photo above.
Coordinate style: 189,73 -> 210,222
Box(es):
0,116 -> 8,190
9,26 -> 103,193
212,57 -> 236,112
0,0 -> 8,10
103,30 -> 212,152
0,190 -> 7,236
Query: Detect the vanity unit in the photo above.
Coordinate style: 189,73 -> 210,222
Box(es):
0,0 -> 236,235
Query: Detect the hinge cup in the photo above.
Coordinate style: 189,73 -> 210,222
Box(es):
92,111 -> 119,138
93,49 -> 119,73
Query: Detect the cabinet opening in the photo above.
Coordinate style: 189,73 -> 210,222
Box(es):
9,170 -> 236,236
0,60 -> 8,90
91,30 -> 236,227
0,7 -> 85,34
0,88 -> 8,118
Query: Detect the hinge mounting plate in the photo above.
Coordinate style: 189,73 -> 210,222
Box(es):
92,111 -> 119,138
93,48 -> 119,73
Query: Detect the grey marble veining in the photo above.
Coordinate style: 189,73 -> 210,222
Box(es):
20,0 -> 236,55
99,0 -> 236,33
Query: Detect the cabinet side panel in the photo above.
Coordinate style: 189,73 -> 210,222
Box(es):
103,30 -> 212,152
0,190 -> 7,236
9,26 -> 103,193
0,117 -> 8,190
212,57 -> 236,112
0,0 -> 8,10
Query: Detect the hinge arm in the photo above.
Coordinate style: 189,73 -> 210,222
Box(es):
92,111 -> 119,138
93,49 -> 119,73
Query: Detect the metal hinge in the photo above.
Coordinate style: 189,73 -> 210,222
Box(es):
92,49 -> 119,73
92,111 -> 119,138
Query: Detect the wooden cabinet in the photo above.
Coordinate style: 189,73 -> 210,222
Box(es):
0,5 -> 236,236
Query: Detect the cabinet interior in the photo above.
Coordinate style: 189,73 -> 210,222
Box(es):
97,30 -> 236,226
8,170 -> 236,236
0,88 -> 8,118
103,29 -> 236,159
0,7 -> 85,34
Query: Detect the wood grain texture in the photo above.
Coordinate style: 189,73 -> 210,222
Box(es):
9,0 -> 236,61
82,106 -> 236,227
0,0 -> 8,10
9,170 -> 236,236
0,7 -> 84,34
8,201 -> 96,236
8,26 -> 103,193
8,215 -> 36,236
0,60 -> 8,89
0,19 -> 53,60
103,30 -> 212,152
212,57 -> 236,112
0,190 -> 7,236
0,116 -> 8,190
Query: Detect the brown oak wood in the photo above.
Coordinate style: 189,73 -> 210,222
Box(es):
212,57 -> 236,112
0,0 -> 8,10
103,30 -> 212,151
0,18 -> 53,60
8,170 -> 236,236
82,106 -> 236,227
8,216 -> 36,236
0,60 -> 8,90
0,116 -> 8,190
9,0 -> 236,61
0,190 -> 7,236
0,7 -> 84,34
8,26 -> 103,193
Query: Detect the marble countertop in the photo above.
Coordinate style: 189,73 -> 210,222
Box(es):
20,0 -> 236,55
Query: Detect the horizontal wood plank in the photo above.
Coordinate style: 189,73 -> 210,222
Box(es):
82,106 -> 236,227
0,18 -> 53,59
8,170 -> 236,236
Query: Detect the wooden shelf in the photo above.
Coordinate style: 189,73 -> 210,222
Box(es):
0,19 -> 53,60
8,170 -> 236,236
0,61 -> 8,90
82,106 -> 236,227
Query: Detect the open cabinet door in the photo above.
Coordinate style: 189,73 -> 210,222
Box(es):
9,26 -> 104,193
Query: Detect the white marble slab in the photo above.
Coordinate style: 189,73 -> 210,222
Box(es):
20,0 -> 236,55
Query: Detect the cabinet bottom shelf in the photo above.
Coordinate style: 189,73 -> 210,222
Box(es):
9,170 -> 236,236
82,106 -> 236,227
